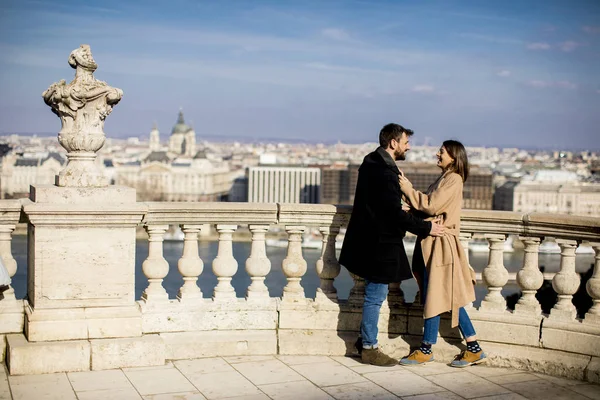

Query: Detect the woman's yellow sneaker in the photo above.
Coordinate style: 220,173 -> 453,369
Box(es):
399,349 -> 434,365
450,350 -> 487,368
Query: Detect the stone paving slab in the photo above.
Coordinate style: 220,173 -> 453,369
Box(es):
2,357 -> 600,399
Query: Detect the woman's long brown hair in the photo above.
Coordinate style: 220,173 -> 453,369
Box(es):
443,140 -> 469,182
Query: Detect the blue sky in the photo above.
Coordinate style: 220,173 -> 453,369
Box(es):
0,0 -> 598,149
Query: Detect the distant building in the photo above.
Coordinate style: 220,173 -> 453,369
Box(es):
114,152 -> 237,202
0,152 -> 65,198
248,166 -> 321,203
494,171 -> 600,216
112,111 -> 242,202
320,167 -> 351,205
493,181 -> 518,211
590,160 -> 600,179
168,110 -> 196,157
230,176 -> 248,202
319,164 -> 359,205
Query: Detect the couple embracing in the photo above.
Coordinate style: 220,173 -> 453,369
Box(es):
339,123 -> 486,368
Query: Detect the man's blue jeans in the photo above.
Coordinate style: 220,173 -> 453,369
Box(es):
360,280 -> 389,349
421,267 -> 476,344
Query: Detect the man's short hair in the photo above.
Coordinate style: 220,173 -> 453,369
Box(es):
379,123 -> 414,148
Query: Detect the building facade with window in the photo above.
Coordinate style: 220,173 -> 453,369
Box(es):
494,170 -> 600,216
248,166 -> 321,203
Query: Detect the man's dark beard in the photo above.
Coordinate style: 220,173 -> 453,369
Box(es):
394,149 -> 406,160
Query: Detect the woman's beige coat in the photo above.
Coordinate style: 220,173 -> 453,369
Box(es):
400,171 -> 476,327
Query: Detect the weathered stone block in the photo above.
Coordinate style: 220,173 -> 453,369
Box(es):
6,333 -> 90,375
140,300 -> 277,333
472,319 -> 539,347
278,329 -> 352,355
0,335 -> 5,364
161,330 -> 276,360
25,304 -> 141,342
27,226 -> 138,309
481,341 -> 590,381
30,185 -> 136,204
90,335 -> 165,370
0,299 -> 24,335
586,357 -> 600,383
541,320 -> 600,357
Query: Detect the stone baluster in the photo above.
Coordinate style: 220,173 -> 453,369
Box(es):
549,240 -> 580,320
515,237 -> 543,315
480,234 -> 509,312
0,225 -> 17,302
459,232 -> 474,309
245,224 -> 271,301
315,226 -> 341,303
585,243 -> 600,324
141,225 -> 170,303
387,282 -> 404,306
459,232 -> 472,265
282,225 -> 307,301
212,225 -> 238,301
177,224 -> 203,303
348,273 -> 366,306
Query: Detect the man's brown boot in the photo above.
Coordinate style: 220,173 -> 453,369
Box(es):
361,347 -> 397,367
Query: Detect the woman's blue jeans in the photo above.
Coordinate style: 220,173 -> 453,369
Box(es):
421,268 -> 476,345
360,280 -> 389,348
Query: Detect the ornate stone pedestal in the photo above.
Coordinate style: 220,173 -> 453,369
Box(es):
23,185 -> 145,340
5,185 -> 159,374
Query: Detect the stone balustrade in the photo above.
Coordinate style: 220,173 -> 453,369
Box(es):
0,200 -> 599,383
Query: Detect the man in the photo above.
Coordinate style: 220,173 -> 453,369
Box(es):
339,123 -> 445,367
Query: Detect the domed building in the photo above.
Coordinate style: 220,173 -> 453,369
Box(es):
168,110 -> 196,157
112,110 -> 245,202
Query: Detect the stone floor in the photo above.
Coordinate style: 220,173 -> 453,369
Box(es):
1,355 -> 600,400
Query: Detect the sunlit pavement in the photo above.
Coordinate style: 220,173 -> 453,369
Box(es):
2,354 -> 600,400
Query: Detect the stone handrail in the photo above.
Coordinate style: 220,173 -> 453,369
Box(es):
460,209 -> 600,241
1,200 -> 600,382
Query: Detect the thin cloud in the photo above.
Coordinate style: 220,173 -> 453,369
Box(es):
411,85 -> 435,93
582,26 -> 600,34
527,80 -> 577,89
555,81 -> 577,89
558,41 -> 583,52
303,62 -> 398,76
526,42 -> 551,50
321,28 -> 351,41
528,80 -> 552,88
459,33 -> 522,45
497,70 -> 511,77
446,11 -> 523,24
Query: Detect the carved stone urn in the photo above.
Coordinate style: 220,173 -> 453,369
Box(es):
42,44 -> 123,187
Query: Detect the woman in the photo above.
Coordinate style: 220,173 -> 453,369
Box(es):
398,140 -> 486,368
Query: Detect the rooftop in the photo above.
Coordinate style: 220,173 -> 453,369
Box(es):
3,356 -> 599,399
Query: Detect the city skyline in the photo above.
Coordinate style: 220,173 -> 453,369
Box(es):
1,0 -> 599,150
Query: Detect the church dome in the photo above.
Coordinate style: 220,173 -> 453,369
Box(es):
171,110 -> 191,135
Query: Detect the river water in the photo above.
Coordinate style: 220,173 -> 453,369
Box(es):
8,236 -> 596,307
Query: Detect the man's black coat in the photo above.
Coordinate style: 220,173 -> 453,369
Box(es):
339,147 -> 432,283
